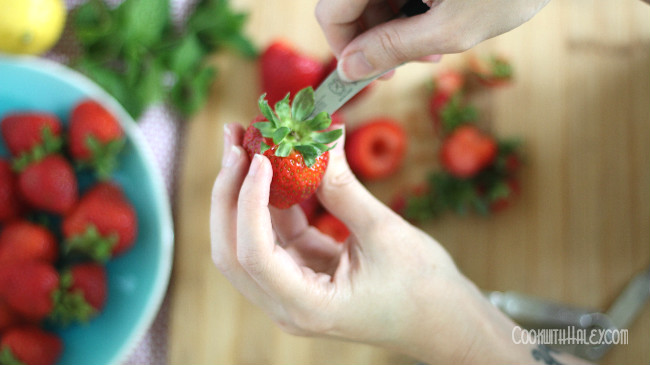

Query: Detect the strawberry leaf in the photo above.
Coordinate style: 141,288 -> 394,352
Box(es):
64,225 -> 117,263
305,111 -> 331,131
292,87 -> 315,121
258,94 -> 279,127
272,126 -> 290,145
275,141 -> 292,157
253,121 -> 275,138
0,347 -> 24,365
294,145 -> 318,167
274,94 -> 291,122
312,129 -> 342,144
260,142 -> 270,153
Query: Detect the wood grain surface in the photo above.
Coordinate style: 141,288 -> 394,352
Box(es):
168,0 -> 650,364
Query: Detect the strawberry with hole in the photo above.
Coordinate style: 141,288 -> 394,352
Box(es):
469,55 -> 513,87
0,159 -> 23,222
63,182 -> 138,261
313,212 -> 349,243
242,87 -> 342,209
0,221 -> 58,264
260,40 -> 325,105
0,326 -> 63,365
440,125 -> 497,178
0,262 -> 59,321
69,99 -> 125,178
434,69 -> 465,95
50,263 -> 107,325
345,118 -> 407,180
17,154 -> 78,215
0,113 -> 63,163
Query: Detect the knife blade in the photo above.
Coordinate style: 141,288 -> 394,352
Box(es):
310,0 -> 430,118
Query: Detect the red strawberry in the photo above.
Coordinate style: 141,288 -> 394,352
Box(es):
17,154 -> 78,214
489,179 -> 520,212
0,113 -> 62,158
314,212 -> 349,243
0,262 -> 59,321
243,87 -> 342,209
63,182 -> 138,261
440,125 -> 497,178
260,40 -> 325,105
69,99 -> 125,178
0,300 -> 24,333
0,159 -> 23,222
0,326 -> 63,365
468,55 -> 513,87
320,56 -> 373,105
345,118 -> 407,180
434,69 -> 465,95
0,221 -> 58,264
429,90 -> 451,133
298,194 -> 323,225
51,263 -> 107,324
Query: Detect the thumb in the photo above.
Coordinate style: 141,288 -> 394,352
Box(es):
337,13 -> 446,81
316,126 -> 392,236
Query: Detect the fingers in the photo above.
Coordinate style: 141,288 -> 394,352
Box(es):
316,127 -> 393,239
236,154 -> 308,299
315,0 -> 371,57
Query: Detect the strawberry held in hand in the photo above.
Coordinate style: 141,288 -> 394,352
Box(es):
69,99 -> 125,178
242,87 -> 342,209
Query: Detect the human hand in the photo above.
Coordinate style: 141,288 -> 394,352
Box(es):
315,0 -> 550,81
210,123 -> 536,364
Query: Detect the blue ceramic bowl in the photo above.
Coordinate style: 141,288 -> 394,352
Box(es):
0,55 -> 174,365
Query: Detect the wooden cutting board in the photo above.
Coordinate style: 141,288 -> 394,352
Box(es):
168,0 -> 650,363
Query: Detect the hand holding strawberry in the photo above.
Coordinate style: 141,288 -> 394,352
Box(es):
242,87 -> 342,209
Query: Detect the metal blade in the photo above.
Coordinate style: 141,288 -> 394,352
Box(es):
310,70 -> 380,118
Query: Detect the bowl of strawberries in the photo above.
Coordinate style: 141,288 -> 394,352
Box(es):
0,55 -> 173,365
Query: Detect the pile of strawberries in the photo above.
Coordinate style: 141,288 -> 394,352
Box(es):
0,100 -> 138,365
258,39 -> 522,234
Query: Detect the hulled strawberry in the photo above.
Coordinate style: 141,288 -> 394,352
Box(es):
0,262 -> 59,321
345,118 -> 407,180
242,87 -> 342,209
17,154 -> 78,215
51,263 -> 107,325
63,182 -> 138,261
0,221 -> 58,264
260,40 -> 325,105
0,113 -> 63,164
0,326 -> 63,365
0,159 -> 23,222
69,99 -> 125,178
439,125 -> 497,178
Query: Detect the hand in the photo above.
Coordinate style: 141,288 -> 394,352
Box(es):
210,123 -> 536,364
315,0 -> 550,81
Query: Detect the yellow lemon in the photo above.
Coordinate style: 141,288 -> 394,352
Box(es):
0,0 -> 66,55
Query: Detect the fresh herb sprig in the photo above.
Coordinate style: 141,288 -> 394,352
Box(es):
72,0 -> 257,119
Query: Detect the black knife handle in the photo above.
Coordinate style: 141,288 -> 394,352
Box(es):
400,0 -> 430,17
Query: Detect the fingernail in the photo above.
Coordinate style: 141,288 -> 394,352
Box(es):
248,154 -> 264,176
223,146 -> 240,168
223,124 -> 232,144
339,51 -> 375,81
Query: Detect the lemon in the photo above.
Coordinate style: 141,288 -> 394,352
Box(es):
0,0 -> 66,55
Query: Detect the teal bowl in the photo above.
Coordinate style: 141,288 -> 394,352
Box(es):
0,55 -> 174,365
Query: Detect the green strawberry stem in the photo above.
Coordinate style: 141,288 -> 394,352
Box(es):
11,127 -> 63,172
49,270 -> 96,326
254,87 -> 342,167
80,135 -> 125,179
64,225 -> 117,263
0,347 -> 26,365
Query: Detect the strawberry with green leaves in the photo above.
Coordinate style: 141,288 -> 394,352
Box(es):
17,154 -> 78,215
0,326 -> 62,365
63,182 -> 138,261
469,55 -> 513,87
69,99 -> 125,178
0,113 -> 63,166
242,87 -> 342,209
51,263 -> 107,325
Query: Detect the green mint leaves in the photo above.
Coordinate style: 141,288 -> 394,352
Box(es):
72,0 -> 257,120
254,87 -> 342,167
